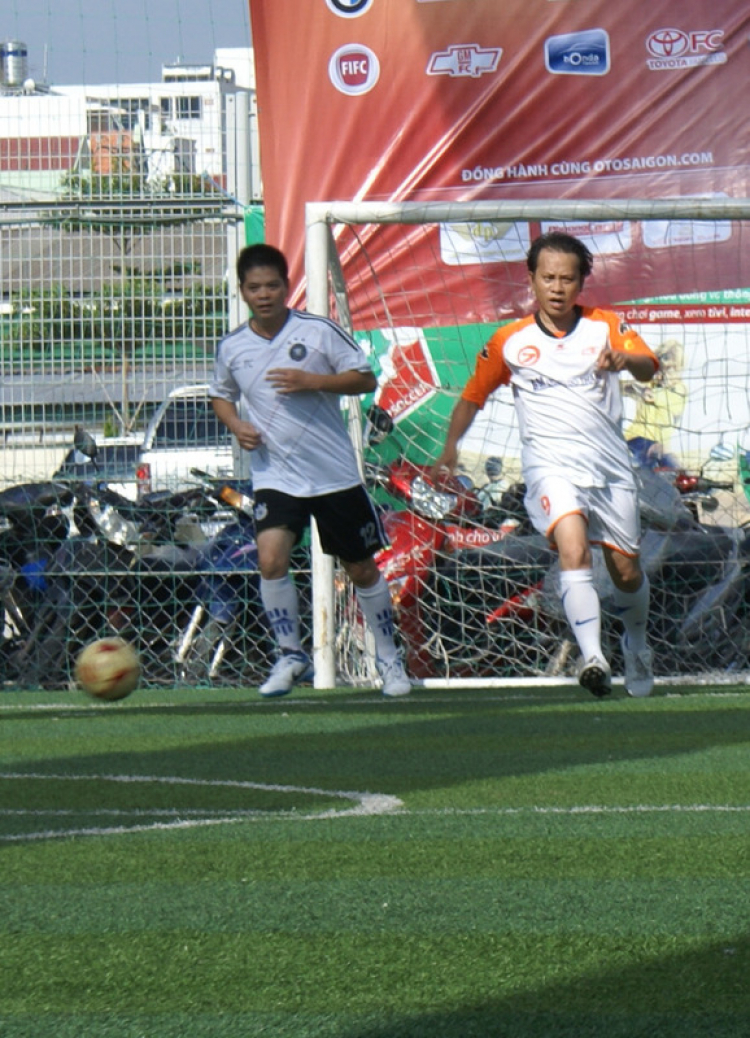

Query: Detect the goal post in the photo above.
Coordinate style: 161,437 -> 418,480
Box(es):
305,198 -> 750,688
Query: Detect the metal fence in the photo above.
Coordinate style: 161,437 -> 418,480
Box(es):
1,83 -> 257,481
0,85 -> 300,692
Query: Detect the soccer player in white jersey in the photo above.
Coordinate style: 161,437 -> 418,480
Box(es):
431,232 -> 660,698
210,244 -> 410,698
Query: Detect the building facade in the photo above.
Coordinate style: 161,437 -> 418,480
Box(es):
0,43 -> 261,202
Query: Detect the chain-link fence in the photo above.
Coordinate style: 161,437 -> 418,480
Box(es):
0,85 -> 308,691
0,186 -> 298,688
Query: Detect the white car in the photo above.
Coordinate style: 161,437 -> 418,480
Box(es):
135,384 -> 236,497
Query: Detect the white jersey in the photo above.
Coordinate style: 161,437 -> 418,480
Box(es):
462,307 -> 659,490
210,309 -> 371,496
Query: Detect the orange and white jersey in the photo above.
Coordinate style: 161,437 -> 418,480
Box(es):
462,307 -> 659,489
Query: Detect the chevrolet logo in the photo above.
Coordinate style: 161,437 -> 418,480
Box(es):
427,44 -> 502,77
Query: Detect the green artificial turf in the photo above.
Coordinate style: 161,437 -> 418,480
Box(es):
1,683 -> 750,1037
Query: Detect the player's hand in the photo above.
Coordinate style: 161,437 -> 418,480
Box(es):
266,367 -> 311,393
429,449 -> 458,485
597,347 -> 658,382
232,420 -> 264,450
596,347 -> 628,372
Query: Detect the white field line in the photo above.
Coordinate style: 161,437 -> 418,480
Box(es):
0,691 -> 551,711
405,804 -> 750,816
2,770 -> 750,843
0,772 -> 403,842
1,687 -> 749,716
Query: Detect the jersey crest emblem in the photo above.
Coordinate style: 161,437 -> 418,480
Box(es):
518,345 -> 541,366
289,343 -> 308,362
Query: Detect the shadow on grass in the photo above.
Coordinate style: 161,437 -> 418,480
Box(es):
345,1009 -> 748,1038
2,693 -> 750,1037
2,936 -> 744,1038
339,932 -> 750,1038
2,688 -> 750,804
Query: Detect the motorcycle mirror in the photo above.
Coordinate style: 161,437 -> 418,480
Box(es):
709,443 -> 734,463
73,426 -> 98,461
365,404 -> 394,439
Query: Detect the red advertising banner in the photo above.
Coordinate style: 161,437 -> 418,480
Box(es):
248,0 -> 750,325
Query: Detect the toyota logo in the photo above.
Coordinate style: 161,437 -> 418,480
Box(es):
647,28 -> 689,58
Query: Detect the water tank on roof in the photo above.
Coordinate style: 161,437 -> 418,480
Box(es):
1,40 -> 29,88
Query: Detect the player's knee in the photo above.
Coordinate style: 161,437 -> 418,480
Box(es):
557,544 -> 592,571
343,556 -> 380,589
610,559 -> 643,593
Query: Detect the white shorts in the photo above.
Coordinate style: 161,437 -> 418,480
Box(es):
524,474 -> 641,556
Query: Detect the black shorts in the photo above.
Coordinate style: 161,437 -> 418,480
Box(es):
253,485 -> 388,563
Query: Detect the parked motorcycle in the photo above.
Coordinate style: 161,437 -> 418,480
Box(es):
342,405 -> 536,679
666,443 -> 750,674
4,429 -> 226,688
628,436 -> 736,522
0,472 -> 141,689
0,479 -> 78,682
537,443 -> 744,678
173,468 -> 280,686
356,407 -> 750,683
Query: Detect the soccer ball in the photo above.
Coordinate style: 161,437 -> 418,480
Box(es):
75,637 -> 141,701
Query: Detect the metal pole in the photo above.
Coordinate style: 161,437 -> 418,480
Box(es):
225,92 -> 252,480
305,214 -> 337,688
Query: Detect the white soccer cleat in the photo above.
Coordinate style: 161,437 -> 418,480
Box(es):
578,654 -> 612,699
377,655 -> 411,698
621,635 -> 654,698
259,650 -> 312,698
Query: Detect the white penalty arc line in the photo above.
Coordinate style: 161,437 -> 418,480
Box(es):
0,772 -> 404,843
3,769 -> 749,844
407,803 -> 750,816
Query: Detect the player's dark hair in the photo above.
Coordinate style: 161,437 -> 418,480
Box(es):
237,243 -> 289,284
527,232 -> 594,281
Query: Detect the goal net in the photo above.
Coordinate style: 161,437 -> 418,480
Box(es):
305,198 -> 750,688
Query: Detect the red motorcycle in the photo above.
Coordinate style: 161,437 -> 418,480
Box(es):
354,407 -> 536,679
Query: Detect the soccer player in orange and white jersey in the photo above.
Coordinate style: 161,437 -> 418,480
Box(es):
432,232 -> 660,698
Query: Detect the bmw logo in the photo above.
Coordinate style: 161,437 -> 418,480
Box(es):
326,0 -> 374,16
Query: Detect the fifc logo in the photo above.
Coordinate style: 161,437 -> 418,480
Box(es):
329,44 -> 381,94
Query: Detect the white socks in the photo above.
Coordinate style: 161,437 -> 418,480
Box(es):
613,575 -> 650,653
559,568 -> 602,660
260,575 -> 301,653
561,569 -> 651,659
261,572 -> 399,663
356,574 -> 399,663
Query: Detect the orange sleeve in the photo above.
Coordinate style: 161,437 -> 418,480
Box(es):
461,322 -> 519,409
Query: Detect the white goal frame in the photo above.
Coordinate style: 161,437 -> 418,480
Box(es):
305,198 -> 750,689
